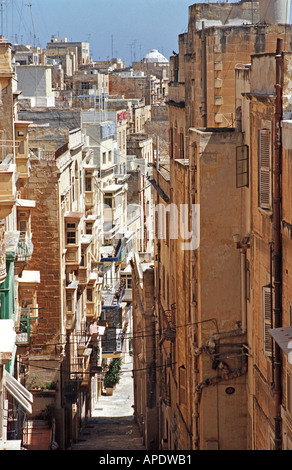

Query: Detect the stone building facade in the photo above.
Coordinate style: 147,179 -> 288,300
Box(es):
141,0 -> 292,451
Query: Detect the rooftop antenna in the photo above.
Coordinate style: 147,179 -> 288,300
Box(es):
25,1 -> 36,47
128,43 -> 133,63
0,1 -> 5,37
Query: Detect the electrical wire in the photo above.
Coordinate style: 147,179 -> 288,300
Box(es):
15,356 -> 177,377
23,317 -> 219,353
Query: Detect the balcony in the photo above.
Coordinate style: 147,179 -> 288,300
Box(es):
85,190 -> 94,210
0,220 -> 6,283
77,235 -> 92,285
167,82 -> 185,108
76,330 -> 91,356
15,308 -> 38,345
17,231 -> 33,263
15,121 -> 32,181
86,273 -> 102,321
16,269 -> 40,343
0,162 -> 17,219
101,325 -> 123,356
64,212 -> 83,273
70,351 -> 91,384
4,231 -> 33,268
121,269 -> 132,302
102,279 -> 126,310
100,238 -> 123,263
160,301 -> 176,342
66,280 -> 79,330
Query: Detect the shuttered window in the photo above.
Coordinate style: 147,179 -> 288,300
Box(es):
179,366 -> 186,405
262,286 -> 273,357
169,126 -> 173,158
287,370 -> 292,415
258,129 -> 272,210
236,145 -> 249,188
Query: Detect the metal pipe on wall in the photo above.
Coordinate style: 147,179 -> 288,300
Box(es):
240,249 -> 247,335
273,37 -> 283,451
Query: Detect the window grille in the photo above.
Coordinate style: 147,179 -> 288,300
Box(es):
262,286 -> 273,357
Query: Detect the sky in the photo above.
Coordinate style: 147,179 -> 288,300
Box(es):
2,1 -> 291,67
0,0 -> 241,66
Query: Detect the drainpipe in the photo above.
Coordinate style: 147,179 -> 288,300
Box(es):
201,21 -> 207,127
240,248 -> 247,335
273,37 -> 283,451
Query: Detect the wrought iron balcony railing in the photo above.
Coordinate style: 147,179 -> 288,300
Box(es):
17,232 -> 33,262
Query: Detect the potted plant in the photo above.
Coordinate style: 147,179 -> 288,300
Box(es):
103,358 -> 122,395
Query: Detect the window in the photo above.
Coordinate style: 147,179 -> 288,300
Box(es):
86,222 -> 93,234
258,129 -> 272,210
262,286 -> 273,357
169,126 -> 173,159
102,152 -> 107,165
180,129 -> 184,158
122,275 -> 132,289
18,140 -> 24,154
87,287 -> 93,302
80,248 -> 85,267
19,220 -> 27,233
81,81 -> 90,90
179,366 -> 186,405
66,293 -> 73,312
66,223 -> 76,244
80,170 -> 82,194
85,177 -> 92,192
287,369 -> 292,415
174,123 -> 178,158
236,145 -> 249,188
71,175 -> 75,201
104,197 -> 112,208
246,259 -> 250,302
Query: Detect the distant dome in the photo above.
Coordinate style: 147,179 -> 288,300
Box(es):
143,49 -> 169,63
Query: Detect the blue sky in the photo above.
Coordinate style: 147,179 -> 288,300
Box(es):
1,0 -> 232,65
3,0 -> 290,66
3,0 -> 194,65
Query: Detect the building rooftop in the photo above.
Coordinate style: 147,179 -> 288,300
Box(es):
143,49 -> 169,64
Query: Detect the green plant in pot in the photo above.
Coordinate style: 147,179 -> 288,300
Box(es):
104,358 -> 122,390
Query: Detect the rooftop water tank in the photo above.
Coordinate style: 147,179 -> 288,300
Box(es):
259,0 -> 291,24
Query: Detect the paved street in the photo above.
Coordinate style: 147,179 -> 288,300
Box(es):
69,355 -> 146,451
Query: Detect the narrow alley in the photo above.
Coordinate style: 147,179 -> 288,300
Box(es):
69,354 -> 146,451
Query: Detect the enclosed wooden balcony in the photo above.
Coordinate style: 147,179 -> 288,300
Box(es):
0,162 -> 17,219
64,212 -> 83,273
86,274 -> 102,321
14,121 -> 32,181
0,220 -> 6,283
16,270 -> 40,344
65,280 -> 79,330
70,352 -> 91,384
77,235 -> 92,285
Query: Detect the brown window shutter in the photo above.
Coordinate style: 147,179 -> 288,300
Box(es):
179,366 -> 186,405
259,129 -> 272,210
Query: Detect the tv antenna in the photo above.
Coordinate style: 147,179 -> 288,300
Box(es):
25,2 -> 36,47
